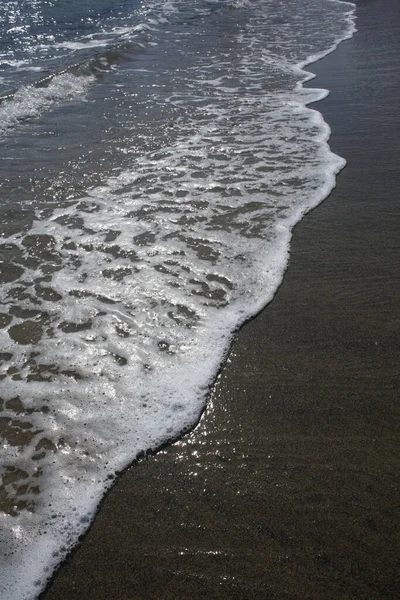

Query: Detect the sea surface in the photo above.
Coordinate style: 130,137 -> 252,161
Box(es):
0,1 -> 355,598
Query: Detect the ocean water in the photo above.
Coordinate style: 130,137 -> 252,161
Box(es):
0,0 -> 355,598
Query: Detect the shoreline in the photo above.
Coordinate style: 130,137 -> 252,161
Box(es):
43,1 -> 400,599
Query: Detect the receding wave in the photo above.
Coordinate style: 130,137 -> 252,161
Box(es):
0,28 -> 155,137
0,1 -> 355,599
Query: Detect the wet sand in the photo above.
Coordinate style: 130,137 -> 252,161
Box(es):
43,1 -> 400,598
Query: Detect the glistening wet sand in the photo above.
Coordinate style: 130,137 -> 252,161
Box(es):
43,1 -> 400,598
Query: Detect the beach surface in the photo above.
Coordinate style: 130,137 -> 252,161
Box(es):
43,0 -> 399,598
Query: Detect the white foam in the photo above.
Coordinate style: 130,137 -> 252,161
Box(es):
0,1 -> 356,598
55,39 -> 111,50
0,72 -> 94,138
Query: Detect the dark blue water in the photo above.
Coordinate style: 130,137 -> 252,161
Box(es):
0,0 -> 143,95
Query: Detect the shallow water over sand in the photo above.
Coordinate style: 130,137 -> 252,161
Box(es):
0,1 -> 356,598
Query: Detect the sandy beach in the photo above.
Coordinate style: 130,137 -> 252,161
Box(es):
43,1 -> 399,598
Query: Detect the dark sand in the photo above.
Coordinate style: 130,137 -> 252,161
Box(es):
43,1 -> 400,598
